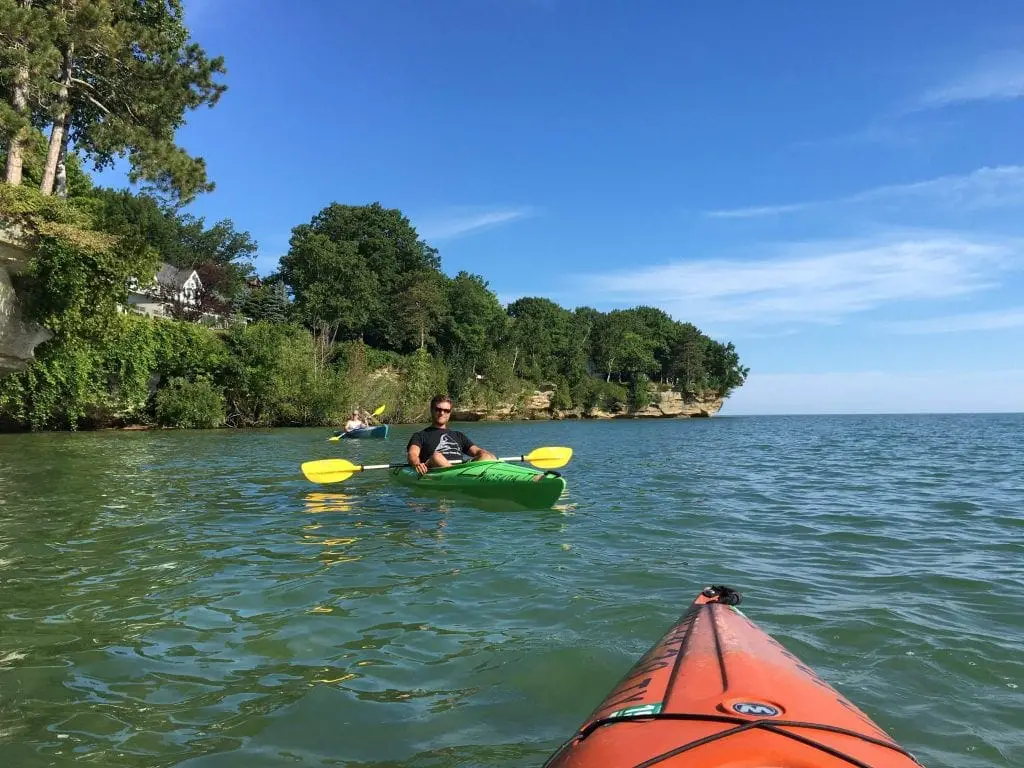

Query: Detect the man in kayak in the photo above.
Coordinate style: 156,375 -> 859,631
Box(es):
407,394 -> 496,475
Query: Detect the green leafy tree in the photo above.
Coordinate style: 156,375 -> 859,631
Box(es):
0,308 -> 229,430
174,215 -> 256,271
6,203 -> 154,339
704,339 -> 749,397
626,305 -> 678,381
34,0 -> 227,204
438,271 -> 508,382
220,321 -> 288,425
1,180 -> 751,430
396,268 -> 449,351
668,322 -> 709,394
507,297 -> 573,382
564,306 -> 599,400
279,227 -> 379,357
270,329 -> 347,426
85,187 -> 176,255
629,372 -> 653,411
591,310 -> 627,382
219,322 -> 345,426
0,185 -> 223,430
282,202 -> 441,350
618,330 -> 659,379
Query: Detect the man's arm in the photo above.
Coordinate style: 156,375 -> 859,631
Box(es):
430,451 -> 453,467
407,442 -> 429,475
467,444 -> 497,461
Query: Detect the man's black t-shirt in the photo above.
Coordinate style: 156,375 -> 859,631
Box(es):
408,427 -> 475,463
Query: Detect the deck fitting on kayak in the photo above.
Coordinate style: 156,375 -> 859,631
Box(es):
700,584 -> 742,605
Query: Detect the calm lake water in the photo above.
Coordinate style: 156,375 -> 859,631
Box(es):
1,414 -> 1021,767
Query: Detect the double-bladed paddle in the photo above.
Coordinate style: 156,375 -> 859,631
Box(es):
301,446 -> 573,484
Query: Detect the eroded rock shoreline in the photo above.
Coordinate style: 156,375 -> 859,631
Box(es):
452,388 -> 724,422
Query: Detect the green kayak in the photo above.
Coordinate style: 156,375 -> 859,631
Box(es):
391,460 -> 566,509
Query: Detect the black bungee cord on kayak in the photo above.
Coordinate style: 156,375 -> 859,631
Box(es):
543,587 -> 924,768
572,712 -> 924,768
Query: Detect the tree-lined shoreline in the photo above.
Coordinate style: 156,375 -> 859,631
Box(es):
0,0 -> 748,432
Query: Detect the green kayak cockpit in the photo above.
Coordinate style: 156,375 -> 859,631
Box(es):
391,460 -> 567,509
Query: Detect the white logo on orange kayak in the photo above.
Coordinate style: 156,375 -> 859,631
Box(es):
608,702 -> 663,719
733,702 -> 780,717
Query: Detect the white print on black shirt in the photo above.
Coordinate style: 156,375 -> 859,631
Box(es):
437,432 -> 463,459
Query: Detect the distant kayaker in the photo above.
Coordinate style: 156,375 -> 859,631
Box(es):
407,394 -> 496,475
343,410 -> 366,433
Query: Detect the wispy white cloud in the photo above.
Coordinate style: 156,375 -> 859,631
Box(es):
918,52 -> 1024,109
793,54 -> 1024,151
884,307 -> 1024,334
724,369 -> 1024,415
706,203 -> 811,220
415,207 -> 535,241
705,165 -> 1024,220
577,232 -> 1021,326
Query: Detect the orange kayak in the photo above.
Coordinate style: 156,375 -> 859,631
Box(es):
544,585 -> 923,768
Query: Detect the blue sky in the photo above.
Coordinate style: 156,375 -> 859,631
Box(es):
99,1 -> 1024,414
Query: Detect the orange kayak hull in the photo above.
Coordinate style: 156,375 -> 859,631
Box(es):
544,586 -> 923,768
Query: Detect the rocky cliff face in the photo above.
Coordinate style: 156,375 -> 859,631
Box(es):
1,225 -> 52,376
630,389 -> 724,418
451,387 -> 724,421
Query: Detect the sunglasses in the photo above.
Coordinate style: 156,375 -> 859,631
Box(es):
433,406 -> 451,413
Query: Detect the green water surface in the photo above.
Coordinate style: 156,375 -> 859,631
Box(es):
1,414 -> 1021,767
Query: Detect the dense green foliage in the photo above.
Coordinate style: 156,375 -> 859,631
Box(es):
155,377 -> 225,429
0,189 -> 748,430
1,0 -> 226,203
0,3 -> 747,432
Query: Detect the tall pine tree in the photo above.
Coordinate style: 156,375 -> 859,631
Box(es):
2,0 -> 227,204
0,0 -> 59,183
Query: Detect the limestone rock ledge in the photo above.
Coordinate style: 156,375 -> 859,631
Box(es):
452,387 -> 724,422
632,389 -> 723,418
1,225 -> 52,376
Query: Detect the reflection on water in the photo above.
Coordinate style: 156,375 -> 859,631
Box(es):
302,530 -> 361,568
303,491 -> 356,514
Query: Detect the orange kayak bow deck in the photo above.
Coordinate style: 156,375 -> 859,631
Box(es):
544,585 -> 923,768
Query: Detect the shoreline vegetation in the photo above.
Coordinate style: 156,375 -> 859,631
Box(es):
0,1 -> 748,433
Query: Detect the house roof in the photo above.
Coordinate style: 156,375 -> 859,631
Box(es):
156,263 -> 201,290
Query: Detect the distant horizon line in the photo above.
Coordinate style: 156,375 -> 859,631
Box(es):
717,410 -> 1023,417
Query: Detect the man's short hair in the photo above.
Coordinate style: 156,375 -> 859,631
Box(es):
430,394 -> 452,410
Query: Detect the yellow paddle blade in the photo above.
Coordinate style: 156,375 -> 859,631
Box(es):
301,458 -> 361,484
327,435 -> 341,442
523,446 -> 573,469
372,404 -> 386,417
